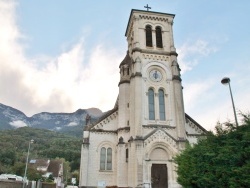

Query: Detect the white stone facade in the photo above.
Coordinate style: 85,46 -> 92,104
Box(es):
79,9 -> 206,188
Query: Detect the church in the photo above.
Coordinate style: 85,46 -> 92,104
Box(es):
79,8 -> 206,188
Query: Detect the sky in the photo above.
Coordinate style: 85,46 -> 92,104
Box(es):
0,0 -> 250,131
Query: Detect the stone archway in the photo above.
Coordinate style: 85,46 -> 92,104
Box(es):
149,147 -> 168,188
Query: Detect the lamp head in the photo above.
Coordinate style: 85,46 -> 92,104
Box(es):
221,77 -> 230,85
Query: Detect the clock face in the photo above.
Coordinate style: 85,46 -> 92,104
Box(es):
149,69 -> 162,82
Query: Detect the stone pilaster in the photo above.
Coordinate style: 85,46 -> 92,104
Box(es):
79,143 -> 90,187
117,139 -> 127,187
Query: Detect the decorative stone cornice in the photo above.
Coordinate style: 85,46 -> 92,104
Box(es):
144,129 -> 178,148
143,54 -> 169,61
170,51 -> 178,56
132,48 -> 171,56
142,125 -> 175,129
91,129 -> 117,134
131,47 -> 142,53
130,72 -> 142,79
172,75 -> 182,82
117,126 -> 130,132
118,80 -> 130,86
139,15 -> 168,22
134,136 -> 144,141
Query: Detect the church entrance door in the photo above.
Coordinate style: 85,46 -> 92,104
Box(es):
151,164 -> 168,188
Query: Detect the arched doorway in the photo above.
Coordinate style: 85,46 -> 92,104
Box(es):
149,147 -> 169,188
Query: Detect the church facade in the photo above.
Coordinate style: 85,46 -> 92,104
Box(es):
79,9 -> 206,188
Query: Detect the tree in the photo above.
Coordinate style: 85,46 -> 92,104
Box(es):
175,114 -> 250,188
0,127 -> 81,176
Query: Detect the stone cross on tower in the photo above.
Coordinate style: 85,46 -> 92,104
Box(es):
144,4 -> 151,11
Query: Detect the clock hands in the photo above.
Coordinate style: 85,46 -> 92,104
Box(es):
150,69 -> 162,82
153,70 -> 159,79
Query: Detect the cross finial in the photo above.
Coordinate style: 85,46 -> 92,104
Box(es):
144,4 -> 151,11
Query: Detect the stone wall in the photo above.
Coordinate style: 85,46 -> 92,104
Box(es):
0,180 -> 25,188
0,180 -> 56,188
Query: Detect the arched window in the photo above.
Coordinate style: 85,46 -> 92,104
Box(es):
145,25 -> 153,47
159,89 -> 165,120
148,89 -> 155,120
100,147 -> 112,170
156,26 -> 163,48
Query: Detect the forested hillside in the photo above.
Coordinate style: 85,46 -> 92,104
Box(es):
0,127 -> 81,181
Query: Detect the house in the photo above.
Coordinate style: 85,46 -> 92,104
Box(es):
30,159 -> 63,186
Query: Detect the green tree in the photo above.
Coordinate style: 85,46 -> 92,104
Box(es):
27,167 -> 43,181
0,127 -> 81,178
175,114 -> 250,188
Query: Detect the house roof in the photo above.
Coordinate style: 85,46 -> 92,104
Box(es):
47,160 -> 62,177
29,159 -> 50,167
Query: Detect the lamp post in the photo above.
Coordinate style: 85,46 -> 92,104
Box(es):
22,139 -> 34,188
221,77 -> 238,127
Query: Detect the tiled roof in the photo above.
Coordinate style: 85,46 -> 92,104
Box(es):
47,160 -> 62,177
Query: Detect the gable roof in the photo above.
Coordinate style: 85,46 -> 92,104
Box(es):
47,159 -> 63,177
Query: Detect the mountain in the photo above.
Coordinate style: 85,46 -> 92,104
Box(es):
0,103 -> 103,137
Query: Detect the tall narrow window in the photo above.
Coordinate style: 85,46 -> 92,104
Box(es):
100,147 -> 106,170
107,148 -> 112,170
159,89 -> 166,120
126,148 -> 129,162
145,25 -> 153,47
156,26 -> 163,48
148,89 -> 155,120
100,147 -> 112,170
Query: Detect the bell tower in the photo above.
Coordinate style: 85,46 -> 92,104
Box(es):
118,9 -> 187,187
123,9 -> 186,141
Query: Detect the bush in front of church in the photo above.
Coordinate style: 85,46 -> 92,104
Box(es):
175,113 -> 250,188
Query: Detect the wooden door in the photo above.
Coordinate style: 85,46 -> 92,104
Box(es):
151,164 -> 168,188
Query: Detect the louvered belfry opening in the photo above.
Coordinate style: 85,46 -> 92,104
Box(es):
146,25 -> 153,47
156,26 -> 163,48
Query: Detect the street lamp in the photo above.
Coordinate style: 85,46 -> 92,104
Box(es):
221,77 -> 239,127
22,139 -> 34,188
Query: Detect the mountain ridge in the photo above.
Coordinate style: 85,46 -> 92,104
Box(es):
0,103 -> 103,137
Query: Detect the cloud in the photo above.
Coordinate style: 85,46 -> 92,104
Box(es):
177,39 -> 218,73
66,122 -> 78,127
9,120 -> 27,128
0,0 -> 123,116
183,81 -> 213,111
183,69 -> 250,131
